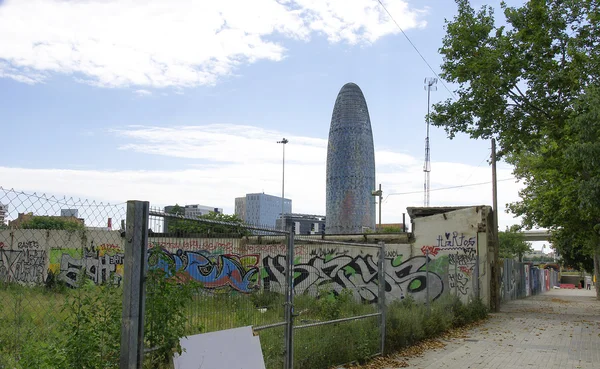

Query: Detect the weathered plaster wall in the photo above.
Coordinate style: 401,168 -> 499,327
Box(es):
0,206 -> 492,306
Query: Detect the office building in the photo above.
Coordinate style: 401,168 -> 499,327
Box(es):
326,82 -> 376,234
235,193 -> 291,228
276,213 -> 325,235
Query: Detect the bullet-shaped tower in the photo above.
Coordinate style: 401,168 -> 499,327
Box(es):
326,83 -> 376,234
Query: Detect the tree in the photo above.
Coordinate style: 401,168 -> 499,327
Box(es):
21,216 -> 85,231
498,226 -> 532,262
431,0 -> 600,298
166,206 -> 249,236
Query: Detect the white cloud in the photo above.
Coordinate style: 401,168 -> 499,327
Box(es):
133,89 -> 152,96
0,0 -> 426,88
1,124 -> 526,234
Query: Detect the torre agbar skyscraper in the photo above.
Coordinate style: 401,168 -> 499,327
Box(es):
326,82 -> 376,234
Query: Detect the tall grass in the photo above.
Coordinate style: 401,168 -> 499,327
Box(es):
0,282 -> 488,369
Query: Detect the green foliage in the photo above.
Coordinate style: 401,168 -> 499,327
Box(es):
144,248 -> 202,366
249,290 -> 283,309
432,0 -> 600,283
21,216 -> 85,231
61,281 -> 122,368
499,226 -> 532,261
315,287 -> 354,320
166,205 -> 250,236
1,281 -> 490,369
377,225 -> 405,233
386,294 -> 488,354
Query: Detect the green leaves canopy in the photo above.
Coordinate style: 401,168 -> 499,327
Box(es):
431,0 -> 600,273
21,216 -> 85,231
498,225 -> 532,262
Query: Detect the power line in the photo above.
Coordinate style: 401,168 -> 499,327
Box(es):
383,177 -> 515,203
376,0 -> 457,100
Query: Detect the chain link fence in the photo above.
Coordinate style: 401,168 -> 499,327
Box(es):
0,187 -> 497,369
290,236 -> 385,369
144,208 -> 292,368
0,187 -> 126,368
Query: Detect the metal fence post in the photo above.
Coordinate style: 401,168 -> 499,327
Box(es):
425,248 -> 430,315
284,223 -> 295,369
475,255 -> 480,299
378,241 -> 386,355
120,201 -> 149,369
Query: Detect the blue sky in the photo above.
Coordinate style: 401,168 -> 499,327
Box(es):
0,0 -> 546,248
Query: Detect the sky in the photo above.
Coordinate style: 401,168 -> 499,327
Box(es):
0,0 -> 548,249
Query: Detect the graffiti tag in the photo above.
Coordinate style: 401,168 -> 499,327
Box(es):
0,249 -> 47,284
420,245 -> 440,256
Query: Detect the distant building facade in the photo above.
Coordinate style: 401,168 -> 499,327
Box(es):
164,204 -> 223,217
0,203 -> 7,225
61,209 -> 79,218
235,193 -> 292,227
163,204 -> 223,232
276,214 -> 325,235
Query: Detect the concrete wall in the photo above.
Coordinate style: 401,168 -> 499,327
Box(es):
0,206 -> 492,306
411,206 -> 491,306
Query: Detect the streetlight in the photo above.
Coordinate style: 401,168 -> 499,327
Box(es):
371,183 -> 382,232
277,138 -> 289,230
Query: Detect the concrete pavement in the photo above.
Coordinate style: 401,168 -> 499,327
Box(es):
393,288 -> 600,369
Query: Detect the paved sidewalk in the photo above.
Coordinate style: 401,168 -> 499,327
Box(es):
392,289 -> 600,369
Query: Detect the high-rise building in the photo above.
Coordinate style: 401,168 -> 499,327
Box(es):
235,193 -> 291,228
326,82 -> 376,234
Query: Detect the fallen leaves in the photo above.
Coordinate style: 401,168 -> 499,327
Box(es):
343,356 -> 409,369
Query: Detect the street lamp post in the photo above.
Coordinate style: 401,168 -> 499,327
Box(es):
277,138 -> 289,230
371,184 -> 382,232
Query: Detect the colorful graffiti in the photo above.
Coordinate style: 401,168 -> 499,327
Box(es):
0,249 -> 47,283
49,242 -> 125,287
148,248 -> 260,293
262,254 -> 444,303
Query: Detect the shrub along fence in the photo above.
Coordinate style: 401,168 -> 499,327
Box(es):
0,190 -> 488,369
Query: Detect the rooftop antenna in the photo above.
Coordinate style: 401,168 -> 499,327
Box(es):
424,77 -> 437,207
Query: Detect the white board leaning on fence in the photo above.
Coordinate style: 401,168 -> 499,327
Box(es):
173,326 -> 266,369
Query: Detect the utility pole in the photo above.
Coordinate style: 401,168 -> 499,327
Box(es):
423,78 -> 437,207
491,138 -> 500,312
277,138 -> 289,230
371,184 -> 383,231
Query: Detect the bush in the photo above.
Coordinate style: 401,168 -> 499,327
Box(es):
144,248 -> 202,367
386,294 -> 487,355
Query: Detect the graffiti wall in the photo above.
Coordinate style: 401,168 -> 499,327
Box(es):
0,229 -> 123,286
411,206 -> 491,304
0,206 -> 492,305
500,259 -> 559,302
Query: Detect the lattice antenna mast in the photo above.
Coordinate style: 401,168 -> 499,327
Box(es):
423,78 -> 437,207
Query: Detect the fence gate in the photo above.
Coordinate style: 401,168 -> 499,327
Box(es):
289,236 -> 385,369
143,207 -> 292,369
